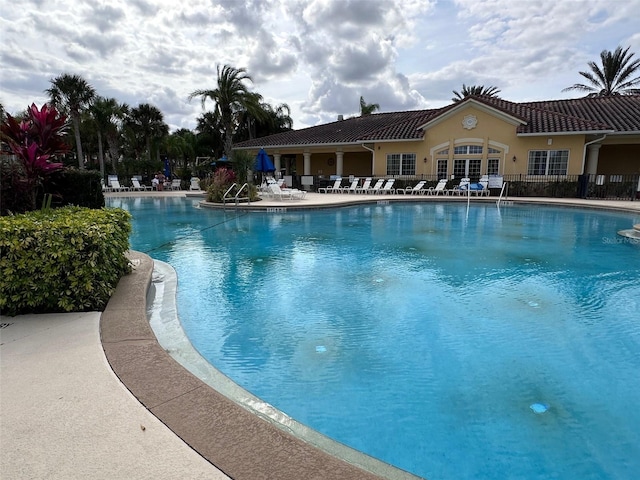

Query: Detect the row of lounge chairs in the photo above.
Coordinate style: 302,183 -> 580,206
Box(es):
319,178 -> 397,194
103,178 -> 197,192
317,176 -> 490,196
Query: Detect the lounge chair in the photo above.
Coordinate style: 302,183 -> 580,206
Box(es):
269,184 -> 305,200
189,177 -> 201,191
365,178 -> 385,194
131,178 -> 152,191
378,178 -> 396,194
110,180 -> 129,192
398,180 -> 426,195
426,179 -> 449,196
341,178 -> 360,193
355,178 -> 372,194
458,176 -> 490,196
168,179 -> 182,191
318,178 -> 342,193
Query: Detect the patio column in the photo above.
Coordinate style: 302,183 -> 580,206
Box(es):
336,150 -> 344,176
586,143 -> 601,175
303,151 -> 311,175
273,153 -> 281,172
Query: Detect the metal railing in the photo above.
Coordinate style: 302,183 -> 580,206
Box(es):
306,173 -> 639,200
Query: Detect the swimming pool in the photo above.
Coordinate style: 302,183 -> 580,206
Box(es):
110,196 -> 640,480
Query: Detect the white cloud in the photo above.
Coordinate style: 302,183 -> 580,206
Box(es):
0,0 -> 639,130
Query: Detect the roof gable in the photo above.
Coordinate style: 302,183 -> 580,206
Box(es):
416,97 -> 527,131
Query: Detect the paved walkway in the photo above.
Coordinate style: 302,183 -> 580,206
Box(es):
0,312 -> 229,479
1,192 -> 638,479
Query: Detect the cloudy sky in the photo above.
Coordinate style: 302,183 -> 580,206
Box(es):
1,0 -> 639,131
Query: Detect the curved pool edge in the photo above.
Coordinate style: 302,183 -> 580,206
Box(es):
100,250 -> 420,480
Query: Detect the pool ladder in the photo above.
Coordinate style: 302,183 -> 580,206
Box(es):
223,183 -> 251,206
496,182 -> 510,207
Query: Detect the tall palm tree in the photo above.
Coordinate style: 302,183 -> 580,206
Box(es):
45,73 -> 96,168
359,96 -> 380,115
89,97 -> 128,180
452,84 -> 501,102
189,65 -> 264,158
127,103 -> 168,162
563,46 -> 640,96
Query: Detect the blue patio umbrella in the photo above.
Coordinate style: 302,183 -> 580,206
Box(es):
163,157 -> 171,178
254,148 -> 275,173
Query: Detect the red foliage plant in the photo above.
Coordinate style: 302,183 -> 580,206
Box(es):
1,103 -> 71,211
1,103 -> 69,178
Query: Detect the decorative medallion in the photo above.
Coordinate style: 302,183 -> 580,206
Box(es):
462,114 -> 478,130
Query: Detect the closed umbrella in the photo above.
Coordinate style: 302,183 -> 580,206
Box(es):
163,157 -> 171,178
255,148 -> 275,185
254,148 -> 275,173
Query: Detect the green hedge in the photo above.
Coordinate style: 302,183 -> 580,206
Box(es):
0,206 -> 131,316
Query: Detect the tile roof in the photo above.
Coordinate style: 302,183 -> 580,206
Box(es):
233,95 -> 640,149
522,96 -> 640,133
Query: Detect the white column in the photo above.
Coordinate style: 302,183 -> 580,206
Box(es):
586,143 -> 601,175
303,151 -> 311,175
273,153 -> 281,172
336,150 -> 344,176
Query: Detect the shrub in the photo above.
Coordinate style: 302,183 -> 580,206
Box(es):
206,167 -> 236,202
44,168 -> 105,209
0,206 -> 131,316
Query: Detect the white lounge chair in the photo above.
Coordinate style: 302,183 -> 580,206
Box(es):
398,180 -> 426,195
318,178 -> 342,193
269,183 -> 305,200
131,178 -> 152,191
110,180 -> 129,192
378,178 -> 396,194
426,179 -> 449,195
341,178 -> 360,193
355,178 -> 372,194
189,177 -> 201,191
365,179 -> 385,194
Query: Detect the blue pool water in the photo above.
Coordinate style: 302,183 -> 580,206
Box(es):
109,197 -> 640,480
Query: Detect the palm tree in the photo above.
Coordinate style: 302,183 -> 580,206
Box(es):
452,84 -> 501,102
189,65 -> 264,158
359,96 -> 380,115
563,46 -> 640,96
164,129 -> 196,171
235,102 -> 293,141
89,97 -> 128,180
127,103 -> 168,162
45,73 -> 96,168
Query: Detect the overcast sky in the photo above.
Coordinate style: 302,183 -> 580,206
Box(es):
1,0 -> 639,132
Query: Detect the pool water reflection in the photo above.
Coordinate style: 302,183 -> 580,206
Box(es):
110,196 -> 640,480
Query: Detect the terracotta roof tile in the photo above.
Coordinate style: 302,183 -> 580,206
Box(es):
233,95 -> 640,149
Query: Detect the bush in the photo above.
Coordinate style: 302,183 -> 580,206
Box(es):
44,168 -> 105,209
0,206 -> 131,316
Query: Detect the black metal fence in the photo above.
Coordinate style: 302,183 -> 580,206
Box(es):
304,173 -> 640,200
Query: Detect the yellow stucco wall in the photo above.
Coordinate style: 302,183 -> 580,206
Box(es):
371,105 -> 587,177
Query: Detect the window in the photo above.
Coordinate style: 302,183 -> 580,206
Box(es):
436,148 -> 449,155
454,159 -> 481,178
454,145 -> 483,155
487,158 -> 499,175
437,159 -> 448,179
386,153 -> 416,176
488,147 -> 501,154
527,150 -> 569,175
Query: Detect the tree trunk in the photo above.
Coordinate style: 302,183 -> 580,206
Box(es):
72,113 -> 84,169
97,130 -> 105,181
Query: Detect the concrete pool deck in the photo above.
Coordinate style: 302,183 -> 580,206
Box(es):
1,191 -> 639,479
